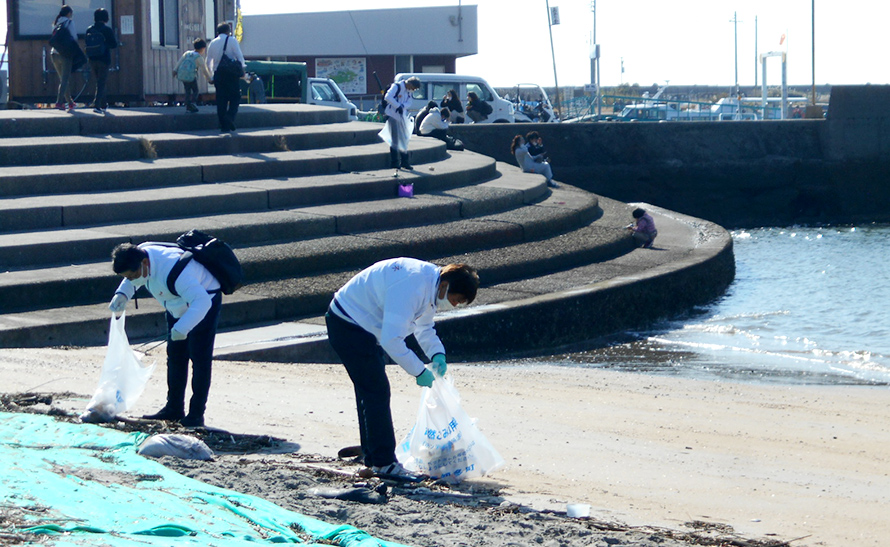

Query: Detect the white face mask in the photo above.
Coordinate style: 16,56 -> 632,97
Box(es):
130,262 -> 148,288
436,288 -> 455,312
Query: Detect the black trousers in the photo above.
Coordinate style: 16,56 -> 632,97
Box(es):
164,291 -> 222,417
214,75 -> 241,131
325,306 -> 397,468
89,60 -> 109,109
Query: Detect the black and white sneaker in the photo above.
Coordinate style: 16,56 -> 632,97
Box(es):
370,462 -> 427,482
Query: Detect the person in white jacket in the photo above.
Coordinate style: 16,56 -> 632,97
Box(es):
325,258 -> 480,481
206,23 -> 246,132
379,77 -> 420,170
109,243 -> 223,427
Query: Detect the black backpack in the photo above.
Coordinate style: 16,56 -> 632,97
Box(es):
85,26 -> 107,59
49,20 -> 77,57
165,230 -> 244,296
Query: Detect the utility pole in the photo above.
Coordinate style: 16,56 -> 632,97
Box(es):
546,0 -> 561,118
590,1 -> 601,117
754,15 -> 758,87
811,0 -> 816,105
730,11 -> 742,96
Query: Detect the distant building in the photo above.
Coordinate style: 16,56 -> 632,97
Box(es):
240,6 -> 478,99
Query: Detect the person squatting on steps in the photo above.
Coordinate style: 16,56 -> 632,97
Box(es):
379,76 -> 421,170
325,258 -> 480,481
109,243 -> 224,428
511,134 -> 558,188
627,208 -> 658,248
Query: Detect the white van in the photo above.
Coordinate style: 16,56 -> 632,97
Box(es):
394,73 -> 515,124
307,77 -> 358,121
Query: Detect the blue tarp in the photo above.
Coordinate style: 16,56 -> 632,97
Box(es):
0,413 -> 409,547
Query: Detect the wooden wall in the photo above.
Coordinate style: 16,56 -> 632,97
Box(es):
6,0 -> 230,104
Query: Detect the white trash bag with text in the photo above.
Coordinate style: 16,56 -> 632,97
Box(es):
397,371 -> 504,483
81,313 -> 156,423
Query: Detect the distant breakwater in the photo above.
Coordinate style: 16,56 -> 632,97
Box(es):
451,85 -> 890,228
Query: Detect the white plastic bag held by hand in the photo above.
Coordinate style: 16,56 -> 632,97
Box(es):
396,372 -> 504,483
81,313 -> 156,423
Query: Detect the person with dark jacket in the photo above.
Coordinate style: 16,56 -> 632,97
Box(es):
85,8 -> 118,114
466,91 -> 493,123
440,89 -> 465,123
49,5 -> 82,111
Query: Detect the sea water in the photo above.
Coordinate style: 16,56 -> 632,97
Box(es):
536,225 -> 890,386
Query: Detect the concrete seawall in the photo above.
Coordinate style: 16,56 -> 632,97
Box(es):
451,85 -> 890,228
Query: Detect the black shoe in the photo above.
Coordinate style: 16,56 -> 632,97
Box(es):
142,407 -> 185,421
179,414 -> 205,428
401,163 -> 413,170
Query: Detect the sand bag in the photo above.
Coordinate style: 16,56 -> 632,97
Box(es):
397,372 -> 504,483
138,434 -> 214,460
81,313 -> 156,423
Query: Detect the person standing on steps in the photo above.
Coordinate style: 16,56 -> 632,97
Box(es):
379,76 -> 420,171
85,8 -> 117,114
325,258 -> 480,481
206,23 -> 246,133
49,5 -> 83,112
108,243 -> 223,428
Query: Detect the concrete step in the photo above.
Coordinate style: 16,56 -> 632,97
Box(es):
0,188 -> 610,348
0,122 -> 384,167
212,199 -> 734,363
0,104 -> 350,139
0,176 -> 586,314
0,152 -> 501,268
0,138 -> 446,200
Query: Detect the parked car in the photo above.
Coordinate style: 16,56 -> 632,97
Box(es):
307,77 -> 358,121
394,73 -> 515,123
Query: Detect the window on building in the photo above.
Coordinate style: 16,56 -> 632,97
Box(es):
395,55 -> 413,75
15,0 -> 113,38
150,0 -> 180,47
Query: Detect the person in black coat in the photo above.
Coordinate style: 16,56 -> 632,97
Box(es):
85,8 -> 118,114
440,89 -> 465,124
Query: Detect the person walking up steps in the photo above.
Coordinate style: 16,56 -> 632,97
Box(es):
174,39 -> 213,113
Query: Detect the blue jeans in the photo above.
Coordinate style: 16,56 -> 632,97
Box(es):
165,291 -> 222,417
325,306 -> 397,468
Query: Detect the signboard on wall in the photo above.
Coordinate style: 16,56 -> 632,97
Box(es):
315,58 -> 367,95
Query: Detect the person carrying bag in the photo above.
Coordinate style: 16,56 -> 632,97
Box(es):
49,5 -> 87,111
206,23 -> 246,133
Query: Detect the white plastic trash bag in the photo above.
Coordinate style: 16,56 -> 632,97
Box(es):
81,313 -> 156,423
396,371 -> 504,483
138,434 -> 214,460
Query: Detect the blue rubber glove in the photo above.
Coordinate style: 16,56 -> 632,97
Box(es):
109,293 -> 128,315
415,369 -> 434,388
396,106 -> 404,115
170,328 -> 187,342
431,353 -> 447,376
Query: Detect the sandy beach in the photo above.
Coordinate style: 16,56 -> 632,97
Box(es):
2,344 -> 888,546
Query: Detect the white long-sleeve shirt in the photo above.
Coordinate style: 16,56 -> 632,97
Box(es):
419,107 -> 450,135
114,244 -> 221,335
205,33 -> 245,76
332,258 -> 446,376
